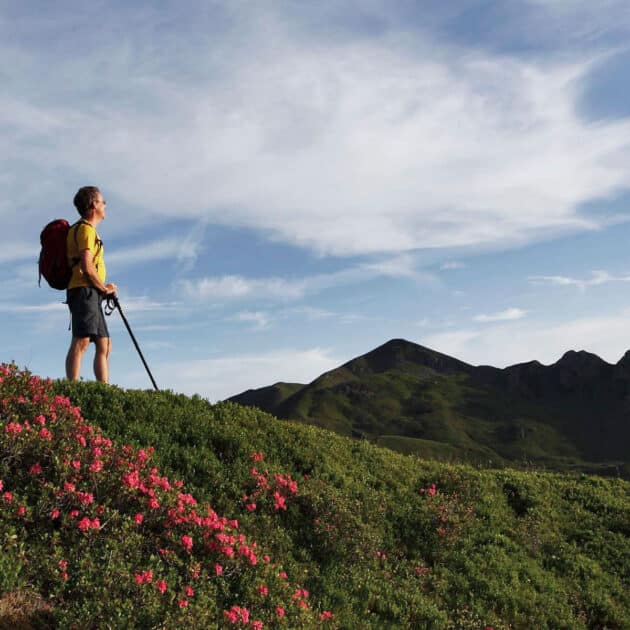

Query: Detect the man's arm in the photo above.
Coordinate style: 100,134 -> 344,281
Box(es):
78,249 -> 117,295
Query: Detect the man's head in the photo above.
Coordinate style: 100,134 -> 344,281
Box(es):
73,186 -> 106,220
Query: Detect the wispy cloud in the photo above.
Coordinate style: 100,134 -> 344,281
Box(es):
422,308 -> 630,367
122,347 -> 341,401
3,4 -> 630,259
233,311 -> 271,330
528,270 -> 630,291
181,275 -> 307,301
180,256 -> 435,303
107,236 -> 202,266
473,307 -> 527,323
0,242 -> 35,265
116,296 -> 180,313
0,302 -> 64,313
440,261 -> 465,271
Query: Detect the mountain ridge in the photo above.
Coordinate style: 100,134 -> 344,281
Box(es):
229,338 -> 630,476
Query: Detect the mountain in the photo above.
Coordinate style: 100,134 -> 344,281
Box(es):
229,339 -> 630,476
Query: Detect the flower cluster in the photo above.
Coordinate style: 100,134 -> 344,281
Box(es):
242,453 -> 299,513
0,364 -> 331,627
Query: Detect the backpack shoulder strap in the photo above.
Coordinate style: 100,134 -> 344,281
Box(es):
72,219 -> 102,267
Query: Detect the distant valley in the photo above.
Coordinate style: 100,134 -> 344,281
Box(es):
229,339 -> 630,477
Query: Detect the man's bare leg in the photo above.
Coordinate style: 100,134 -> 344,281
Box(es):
66,336 -> 91,381
94,337 -> 111,383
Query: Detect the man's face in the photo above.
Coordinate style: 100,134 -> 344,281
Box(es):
93,193 -> 106,220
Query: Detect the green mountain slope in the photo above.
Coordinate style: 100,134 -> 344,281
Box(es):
2,366 -> 629,628
229,339 -> 630,476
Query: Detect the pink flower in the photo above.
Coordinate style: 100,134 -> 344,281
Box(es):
184,585 -> 194,597
0,480 -> 3,491
38,428 -> 52,441
58,560 -> 68,570
181,535 -> 193,553
134,570 -> 153,584
320,611 -> 333,620
63,481 -> 75,493
147,497 -> 159,509
69,509 -> 79,519
89,460 -> 103,473
276,607 -> 285,618
251,451 -> 264,462
273,492 -> 286,511
5,422 -> 23,435
427,484 -> 437,496
292,588 -> 309,601
245,502 -> 257,512
77,492 -> 94,505
257,584 -> 268,596
133,513 -> 144,524
178,599 -> 188,608
71,460 -> 81,470
34,415 -> 46,425
29,463 -> 42,475
51,508 -> 60,519
214,563 -> 223,576
3,492 -> 13,503
224,610 -> 238,624
223,606 -> 249,624
78,517 -> 91,531
155,580 -> 167,594
251,622 -> 263,630
16,506 -> 26,517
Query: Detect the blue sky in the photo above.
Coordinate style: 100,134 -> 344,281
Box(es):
3,1 -> 630,400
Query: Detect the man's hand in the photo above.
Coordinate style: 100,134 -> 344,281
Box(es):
104,283 -> 118,296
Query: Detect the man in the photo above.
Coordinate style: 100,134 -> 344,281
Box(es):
65,186 -> 117,383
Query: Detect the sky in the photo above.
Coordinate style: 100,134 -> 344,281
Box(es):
3,0 -> 630,401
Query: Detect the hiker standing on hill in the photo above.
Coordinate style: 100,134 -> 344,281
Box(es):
65,186 -> 117,383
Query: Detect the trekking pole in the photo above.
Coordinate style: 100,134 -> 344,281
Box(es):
105,295 -> 159,391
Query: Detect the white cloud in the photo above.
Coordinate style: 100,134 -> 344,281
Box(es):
180,257 -> 434,303
0,302 -> 63,313
123,347 -> 341,401
233,311 -> 271,330
107,236 -> 201,266
440,261 -> 465,270
3,6 -> 630,258
116,296 -> 180,313
528,270 -> 630,291
360,254 -> 425,278
181,275 -> 307,301
473,307 -> 527,322
422,309 -> 630,367
0,242 -> 35,264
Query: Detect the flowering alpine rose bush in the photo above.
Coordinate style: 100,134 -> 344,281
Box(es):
24,370 -> 630,629
0,364 -> 333,628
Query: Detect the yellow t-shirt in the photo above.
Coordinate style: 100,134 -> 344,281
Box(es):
66,221 -> 106,289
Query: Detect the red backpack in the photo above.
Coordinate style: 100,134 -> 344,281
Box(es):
39,219 -> 76,290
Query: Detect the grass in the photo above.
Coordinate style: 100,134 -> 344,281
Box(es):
0,366 -> 628,628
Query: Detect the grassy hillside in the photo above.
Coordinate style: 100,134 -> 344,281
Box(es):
1,364 -> 629,628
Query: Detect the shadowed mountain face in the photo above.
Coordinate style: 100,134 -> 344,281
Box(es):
229,339 -> 630,476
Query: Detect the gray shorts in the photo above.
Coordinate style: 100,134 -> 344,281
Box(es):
67,287 -> 110,341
